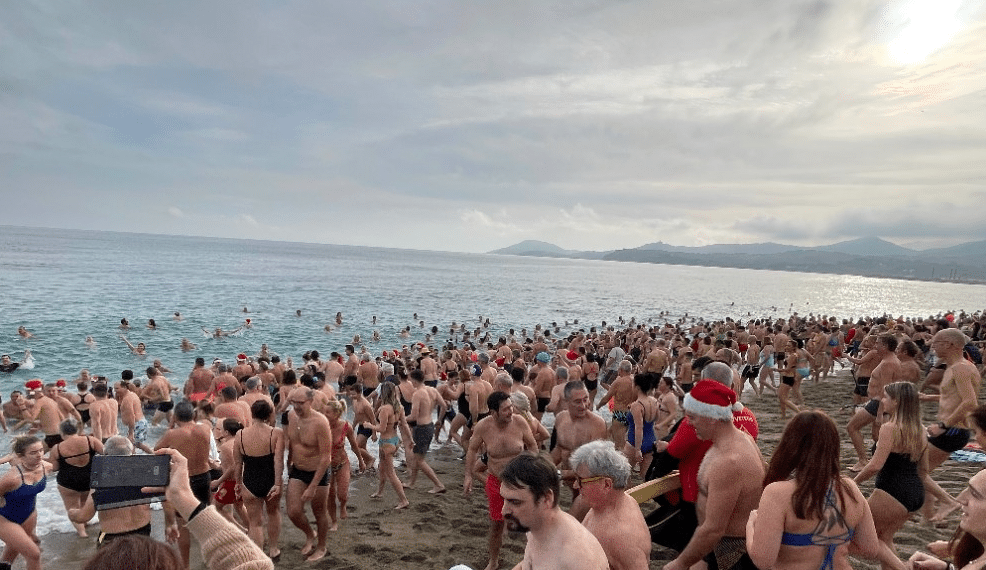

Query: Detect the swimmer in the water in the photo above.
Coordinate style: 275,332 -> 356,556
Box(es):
244,318 -> 252,328
16,326 -> 33,339
120,336 -> 147,355
120,318 -> 130,329
173,311 -> 183,321
181,338 -> 197,351
85,336 -> 96,347
147,319 -> 156,329
296,309 -> 302,317
201,327 -> 241,338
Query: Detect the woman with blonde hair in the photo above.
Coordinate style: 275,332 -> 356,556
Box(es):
509,391 -> 549,447
324,398 -> 365,530
854,381 -> 929,570
363,383 -> 409,509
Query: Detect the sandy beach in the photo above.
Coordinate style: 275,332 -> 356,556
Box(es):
34,368 -> 983,570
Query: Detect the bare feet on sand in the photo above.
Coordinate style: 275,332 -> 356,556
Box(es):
395,501 -> 410,510
428,486 -> 447,494
305,547 -> 327,562
301,538 -> 315,557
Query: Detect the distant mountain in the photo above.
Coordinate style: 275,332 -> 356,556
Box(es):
638,241 -> 804,255
920,239 -> 986,257
489,240 -> 573,256
488,237 -> 986,284
815,236 -> 916,257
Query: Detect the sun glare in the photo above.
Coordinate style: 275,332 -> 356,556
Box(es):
887,0 -> 962,64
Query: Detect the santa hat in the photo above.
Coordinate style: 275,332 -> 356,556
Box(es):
683,380 -> 737,422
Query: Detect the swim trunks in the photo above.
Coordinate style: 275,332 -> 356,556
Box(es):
362,386 -> 376,398
853,376 -> 870,397
356,425 -> 373,439
741,365 -> 760,379
612,410 -> 629,426
289,465 -> 329,487
412,423 -> 435,455
213,478 -> 239,505
188,472 -> 213,506
44,433 -> 63,449
584,379 -> 598,391
424,380 -> 438,389
133,418 -> 149,444
536,397 -> 550,413
928,427 -> 971,453
704,536 -> 757,570
97,522 -> 152,548
485,473 -> 504,521
157,400 -> 174,413
863,398 -> 880,417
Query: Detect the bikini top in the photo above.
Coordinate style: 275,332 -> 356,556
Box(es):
780,485 -> 854,570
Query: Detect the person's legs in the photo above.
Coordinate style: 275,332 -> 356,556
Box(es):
381,445 -> 409,509
486,519 -> 506,570
286,477 -> 315,554
869,491 -> 910,570
306,487 -> 330,561
57,486 -> 89,537
265,494 -> 282,559
847,408 -> 872,470
242,494 -> 265,548
0,518 -> 41,570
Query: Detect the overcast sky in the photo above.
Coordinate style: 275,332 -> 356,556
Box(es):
2,0 -> 984,253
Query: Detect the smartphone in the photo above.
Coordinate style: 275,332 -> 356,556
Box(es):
90,455 -> 171,511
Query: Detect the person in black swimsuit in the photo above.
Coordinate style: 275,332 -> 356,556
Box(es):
49,418 -> 104,537
234,400 -> 285,561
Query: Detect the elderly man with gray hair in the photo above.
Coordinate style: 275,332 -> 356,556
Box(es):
570,440 -> 651,570
68,436 -> 153,547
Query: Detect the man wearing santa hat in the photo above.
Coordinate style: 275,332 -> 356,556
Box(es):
664,379 -> 764,570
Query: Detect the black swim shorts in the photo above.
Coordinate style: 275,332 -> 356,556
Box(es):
928,427 -> 971,453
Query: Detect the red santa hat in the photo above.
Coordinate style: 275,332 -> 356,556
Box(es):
683,380 -> 737,422
25,379 -> 43,391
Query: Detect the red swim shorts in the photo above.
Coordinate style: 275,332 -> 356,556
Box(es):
485,473 -> 504,521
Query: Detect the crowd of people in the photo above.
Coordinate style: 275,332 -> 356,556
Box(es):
0,309 -> 984,570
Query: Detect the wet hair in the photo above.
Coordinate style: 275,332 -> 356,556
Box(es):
569,440 -> 631,489
562,380 -> 587,400
487,390 -> 511,413
245,377 -> 260,390
221,418 -> 243,435
221,386 -> 238,401
250,399 -> 273,420
92,383 -> 109,397
500,452 -> 560,507
764,411 -> 851,520
82,534 -> 183,570
59,418 -> 80,436
898,339 -> 920,359
174,401 -> 195,422
122,369 -> 134,381
146,366 -> 157,377
282,369 -> 297,385
12,435 -> 41,456
884,382 -> 924,461
195,357 -> 205,366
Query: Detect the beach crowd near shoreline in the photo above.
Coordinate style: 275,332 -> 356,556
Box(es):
1,308 -> 985,570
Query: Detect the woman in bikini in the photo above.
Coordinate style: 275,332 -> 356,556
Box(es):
0,435 -> 48,570
748,411 -> 879,570
233,399 -> 284,561
363,382 -> 409,509
324,399 -> 366,530
854,382 -> 933,570
47,418 -> 103,537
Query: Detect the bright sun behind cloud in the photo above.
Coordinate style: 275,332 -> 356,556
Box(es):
887,0 -> 962,64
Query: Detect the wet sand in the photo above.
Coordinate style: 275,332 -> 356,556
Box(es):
37,369 -> 983,569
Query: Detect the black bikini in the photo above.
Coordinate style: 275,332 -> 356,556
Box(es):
241,430 -> 277,498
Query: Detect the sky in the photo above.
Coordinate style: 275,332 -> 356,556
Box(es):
2,0 -> 985,253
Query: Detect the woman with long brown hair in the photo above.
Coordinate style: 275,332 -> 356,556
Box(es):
748,411 -> 878,570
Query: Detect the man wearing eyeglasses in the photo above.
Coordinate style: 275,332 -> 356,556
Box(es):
284,387 -> 332,563
570,440 -> 650,570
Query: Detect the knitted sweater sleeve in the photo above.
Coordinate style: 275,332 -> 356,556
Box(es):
186,506 -> 273,570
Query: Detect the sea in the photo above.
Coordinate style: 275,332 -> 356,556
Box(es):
1,224 -> 984,535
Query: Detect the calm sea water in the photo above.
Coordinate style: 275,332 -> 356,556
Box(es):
1,224 -> 984,534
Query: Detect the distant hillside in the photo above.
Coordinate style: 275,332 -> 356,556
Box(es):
815,237 -> 915,257
488,238 -> 986,284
